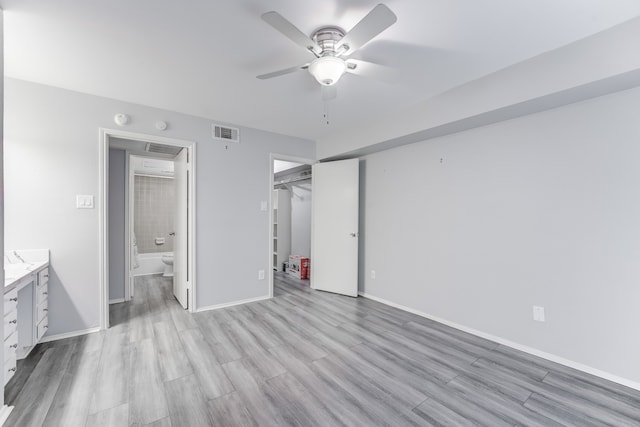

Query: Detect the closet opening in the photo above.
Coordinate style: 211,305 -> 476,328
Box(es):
269,155 -> 314,298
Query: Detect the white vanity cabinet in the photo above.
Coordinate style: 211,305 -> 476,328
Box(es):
4,249 -> 51,385
3,288 -> 19,385
35,267 -> 49,341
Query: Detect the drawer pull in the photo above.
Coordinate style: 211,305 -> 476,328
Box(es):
8,367 -> 16,373
44,326 -> 48,329
9,320 -> 17,324
43,308 -> 49,312
9,297 -> 17,302
43,292 -> 48,295
10,344 -> 17,349
44,274 -> 49,278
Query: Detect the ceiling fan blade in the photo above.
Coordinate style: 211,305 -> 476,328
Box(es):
257,63 -> 309,80
336,4 -> 397,56
321,85 -> 337,101
262,11 -> 321,55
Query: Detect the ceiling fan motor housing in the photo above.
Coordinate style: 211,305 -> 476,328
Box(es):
312,27 -> 346,56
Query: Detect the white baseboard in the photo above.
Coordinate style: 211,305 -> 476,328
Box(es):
109,298 -> 125,304
0,405 -> 13,426
196,295 -> 271,313
39,326 -> 102,344
359,291 -> 640,392
16,344 -> 35,361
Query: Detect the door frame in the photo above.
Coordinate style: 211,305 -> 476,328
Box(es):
99,128 -> 197,330
268,153 -> 315,298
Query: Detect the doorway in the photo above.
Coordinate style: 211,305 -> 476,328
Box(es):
269,155 -> 314,298
99,129 -> 196,330
128,155 -> 176,300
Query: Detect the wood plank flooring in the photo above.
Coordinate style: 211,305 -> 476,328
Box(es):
5,272 -> 640,426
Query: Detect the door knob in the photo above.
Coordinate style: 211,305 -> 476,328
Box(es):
350,232 -> 358,237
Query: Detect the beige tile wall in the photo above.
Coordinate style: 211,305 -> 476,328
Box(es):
134,175 -> 175,253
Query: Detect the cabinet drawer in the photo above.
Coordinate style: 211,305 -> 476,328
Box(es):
4,352 -> 16,386
38,267 -> 49,286
4,310 -> 17,341
37,317 -> 49,341
37,283 -> 48,305
4,331 -> 18,363
3,288 -> 18,316
37,299 -> 49,323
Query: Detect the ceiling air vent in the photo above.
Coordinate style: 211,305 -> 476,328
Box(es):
145,143 -> 182,156
212,124 -> 240,143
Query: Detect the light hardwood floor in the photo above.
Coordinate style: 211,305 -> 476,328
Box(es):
4,272 -> 640,426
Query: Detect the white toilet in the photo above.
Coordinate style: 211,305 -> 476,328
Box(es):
161,253 -> 174,277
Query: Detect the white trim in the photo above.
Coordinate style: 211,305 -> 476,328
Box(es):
188,143 -> 197,312
99,129 -> 109,330
39,326 -> 102,344
359,291 -> 640,392
109,298 -> 125,304
124,152 -> 131,302
268,154 -> 315,300
196,295 -> 271,313
0,405 -> 14,426
99,128 -> 198,332
128,152 -> 135,300
16,344 -> 36,360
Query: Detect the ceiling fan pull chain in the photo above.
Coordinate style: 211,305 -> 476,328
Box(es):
323,101 -> 330,125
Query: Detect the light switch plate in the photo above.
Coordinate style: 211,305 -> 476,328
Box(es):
76,195 -> 94,209
533,306 -> 545,322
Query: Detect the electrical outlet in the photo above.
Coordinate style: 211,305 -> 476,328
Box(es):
533,306 -> 545,322
370,270 -> 376,279
258,270 -> 265,280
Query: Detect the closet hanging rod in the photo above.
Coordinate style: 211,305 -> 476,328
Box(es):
274,175 -> 311,187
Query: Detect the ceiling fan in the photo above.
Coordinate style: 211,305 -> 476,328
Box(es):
257,4 -> 397,89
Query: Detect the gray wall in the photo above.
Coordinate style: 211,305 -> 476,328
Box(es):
134,175 -> 175,254
4,78 -> 315,336
108,148 -> 126,301
291,183 -> 311,258
360,86 -> 640,383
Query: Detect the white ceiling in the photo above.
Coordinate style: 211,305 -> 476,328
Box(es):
2,1 -> 639,142
274,160 -> 304,174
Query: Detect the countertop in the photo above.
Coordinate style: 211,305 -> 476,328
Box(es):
4,261 -> 48,291
4,249 -> 50,292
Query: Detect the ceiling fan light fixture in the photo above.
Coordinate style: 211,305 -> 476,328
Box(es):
308,56 -> 346,86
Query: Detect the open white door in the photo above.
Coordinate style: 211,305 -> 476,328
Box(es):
311,159 -> 359,297
173,148 -> 189,308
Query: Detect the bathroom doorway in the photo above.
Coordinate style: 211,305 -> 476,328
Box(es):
128,155 -> 176,299
100,129 -> 196,330
269,155 -> 314,298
